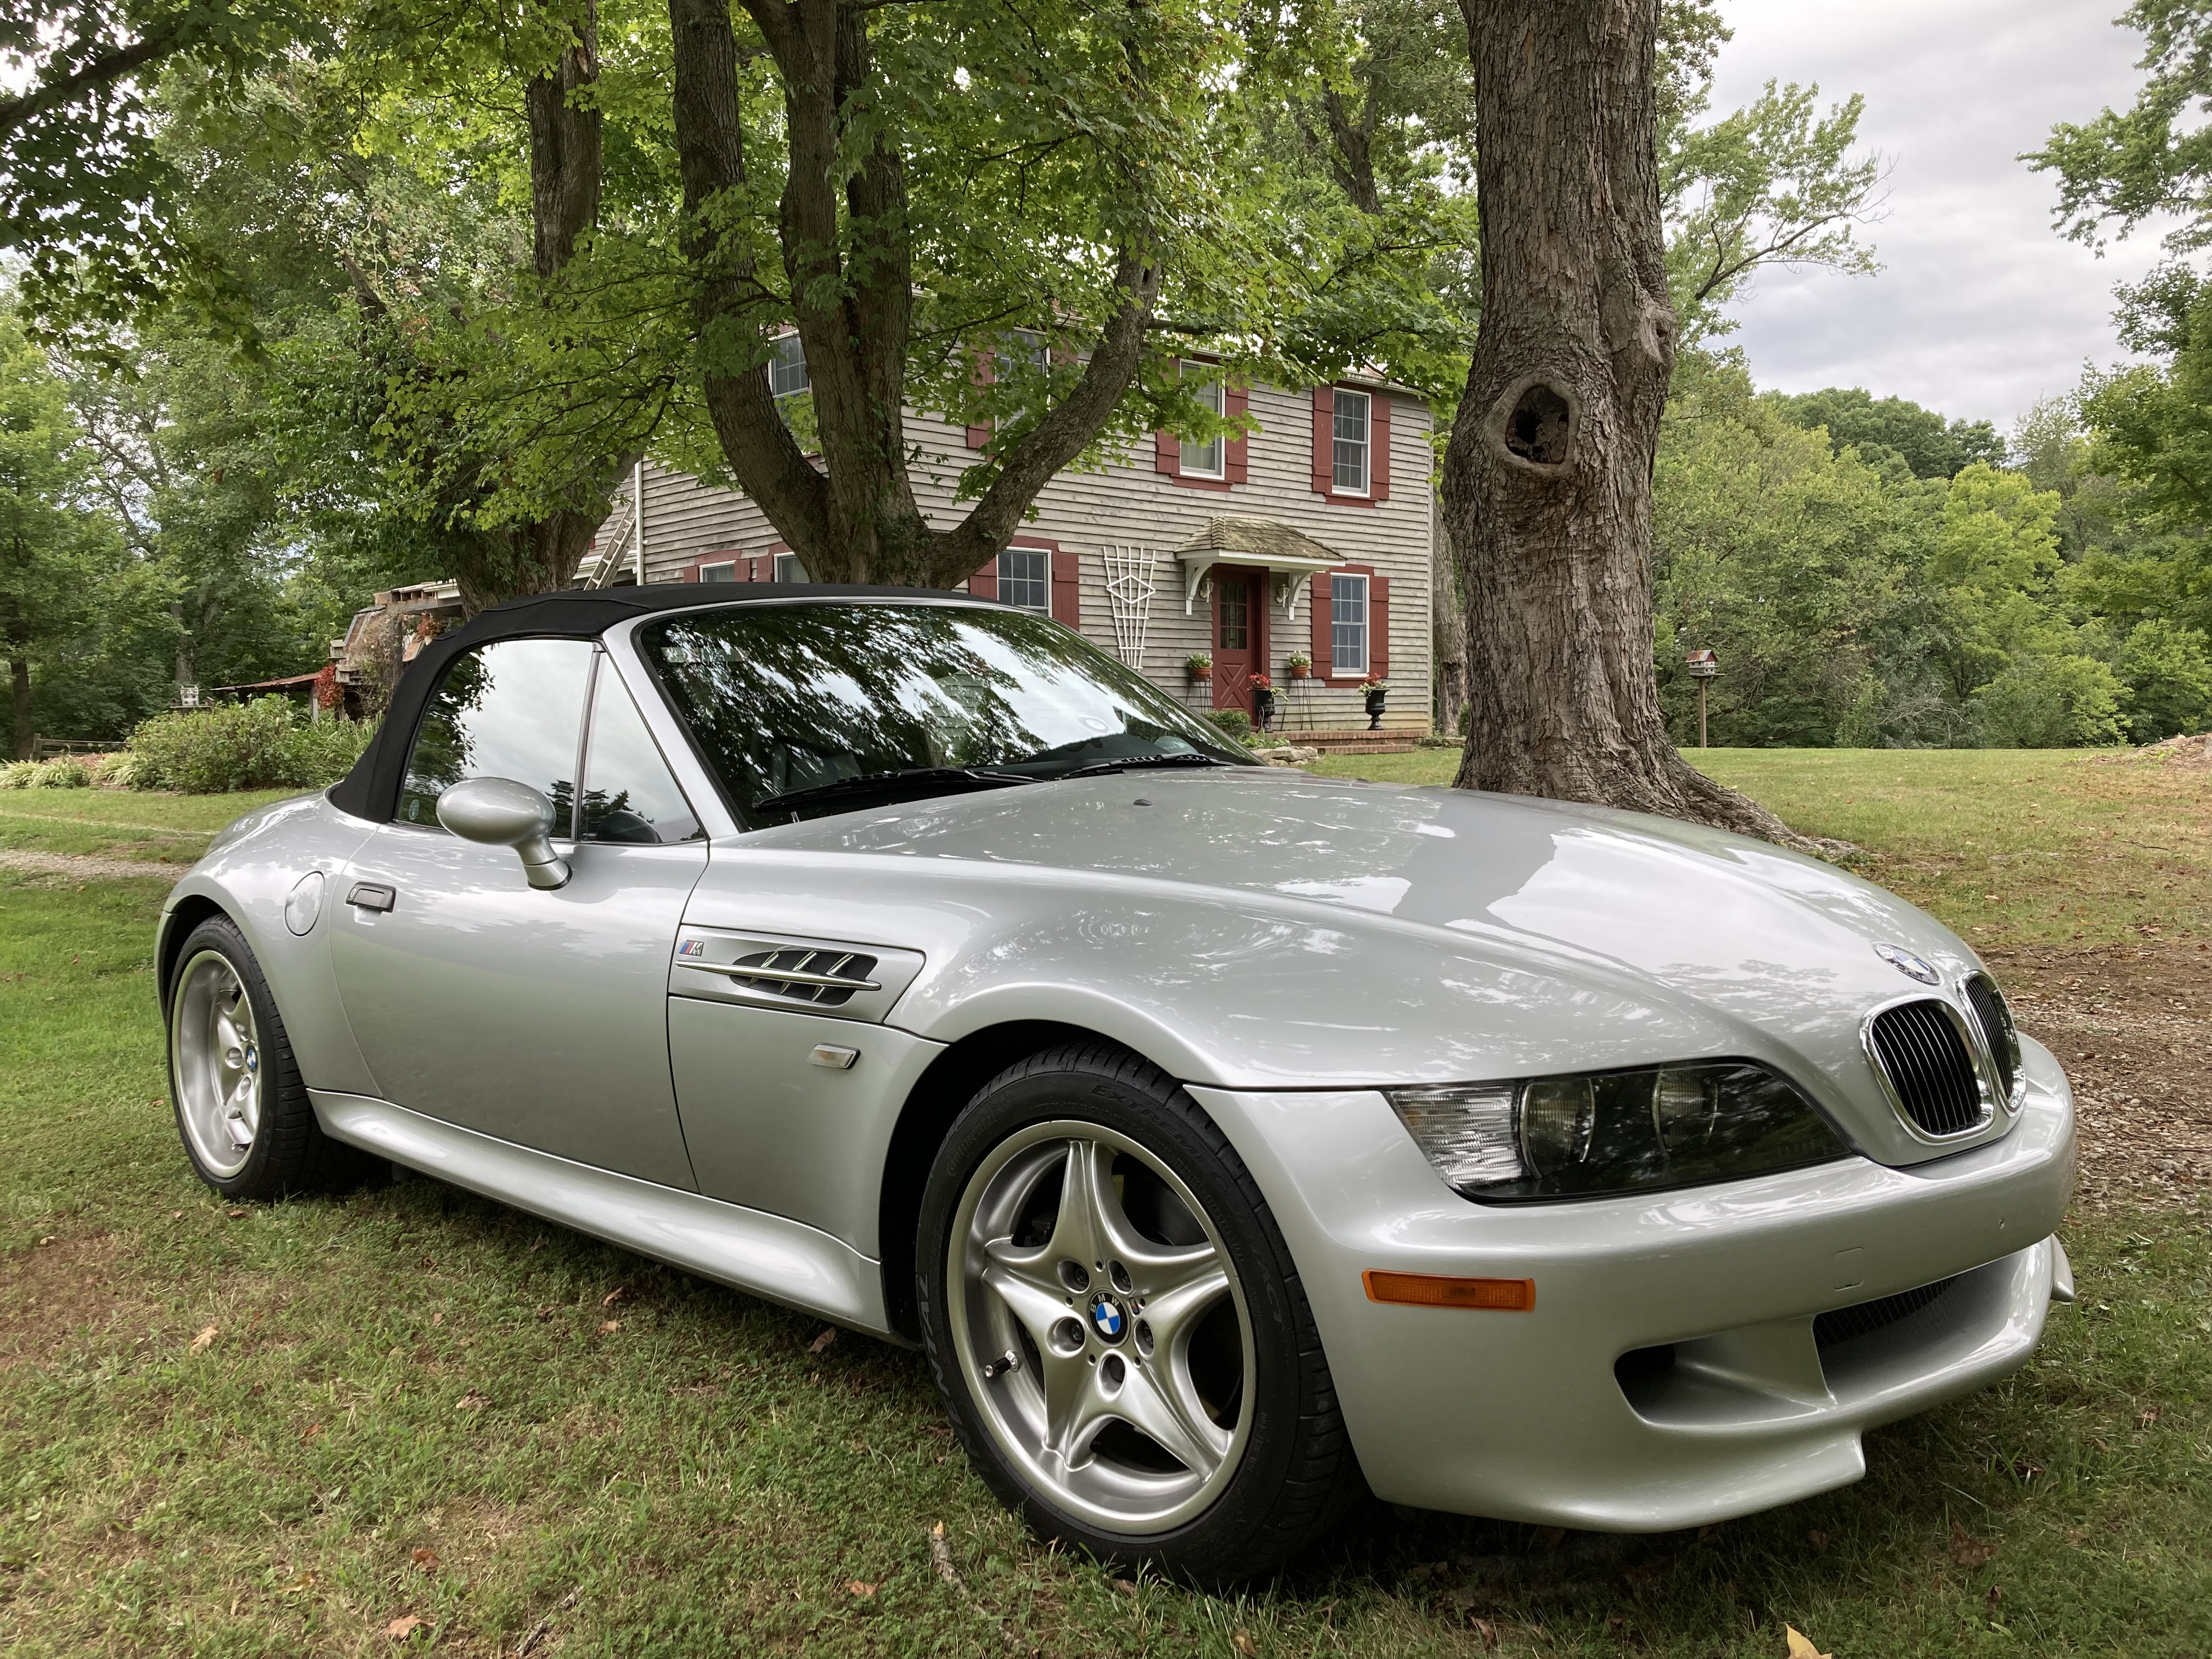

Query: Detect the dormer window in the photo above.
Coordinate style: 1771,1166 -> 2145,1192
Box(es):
1331,390 -> 1372,495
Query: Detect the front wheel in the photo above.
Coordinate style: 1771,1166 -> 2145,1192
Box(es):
917,1043 -> 1363,1581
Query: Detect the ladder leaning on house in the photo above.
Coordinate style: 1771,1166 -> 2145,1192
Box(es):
576,461 -> 647,590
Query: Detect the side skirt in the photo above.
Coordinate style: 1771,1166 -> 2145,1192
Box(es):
312,1091 -> 895,1338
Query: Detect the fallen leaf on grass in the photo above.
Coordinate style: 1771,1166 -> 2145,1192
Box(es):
190,1325 -> 218,1353
601,1285 -> 630,1307
1986,1584 -> 2002,1611
847,1579 -> 877,1598
303,1423 -> 324,1441
810,1327 -> 838,1355
1232,1630 -> 1259,1656
1471,1617 -> 1498,1651
1784,1629 -> 1831,1659
535,1305 -> 557,1322
1111,1578 -> 1137,1595
1950,1521 -> 1995,1569
1806,1529 -> 1830,1553
928,1521 -> 963,1590
2139,1406 -> 2162,1428
227,1209 -> 246,1220
384,1613 -> 432,1641
455,1390 -> 488,1412
277,1570 -> 317,1594
411,1548 -> 438,1572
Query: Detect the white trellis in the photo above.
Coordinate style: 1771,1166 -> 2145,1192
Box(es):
1102,544 -> 1159,671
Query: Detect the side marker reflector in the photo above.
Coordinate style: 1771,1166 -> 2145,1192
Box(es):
1363,1271 -> 1534,1311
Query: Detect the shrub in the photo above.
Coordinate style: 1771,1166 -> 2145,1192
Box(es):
95,752 -> 150,789
1202,708 -> 1254,744
1972,654 -> 2128,748
30,758 -> 92,788
0,760 -> 36,788
124,698 -> 376,793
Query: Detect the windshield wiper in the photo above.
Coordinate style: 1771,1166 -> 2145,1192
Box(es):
752,766 -> 1037,820
1057,752 -> 1237,780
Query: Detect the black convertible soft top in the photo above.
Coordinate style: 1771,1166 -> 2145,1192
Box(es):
327,583 -> 997,823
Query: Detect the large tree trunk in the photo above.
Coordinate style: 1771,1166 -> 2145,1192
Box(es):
667,0 -> 1161,589
449,3 -> 622,617
1432,504 -> 1469,736
9,653 -> 31,761
1442,0 -> 1791,842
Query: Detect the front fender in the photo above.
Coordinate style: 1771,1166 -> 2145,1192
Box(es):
158,792 -> 381,1096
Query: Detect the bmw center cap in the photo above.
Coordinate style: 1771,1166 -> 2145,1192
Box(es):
1088,1293 -> 1127,1344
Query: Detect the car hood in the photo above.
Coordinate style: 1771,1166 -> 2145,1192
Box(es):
731,768 -> 2004,1165
782,766 -> 1973,1006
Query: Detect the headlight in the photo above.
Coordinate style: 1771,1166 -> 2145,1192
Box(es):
1386,1060 -> 1849,1203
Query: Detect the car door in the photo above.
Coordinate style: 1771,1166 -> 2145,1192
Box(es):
330,636 -> 708,1190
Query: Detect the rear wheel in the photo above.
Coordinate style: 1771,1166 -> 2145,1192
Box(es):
167,915 -> 371,1201
917,1043 -> 1363,1581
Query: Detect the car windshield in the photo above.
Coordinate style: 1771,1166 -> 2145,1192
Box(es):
641,602 -> 1252,824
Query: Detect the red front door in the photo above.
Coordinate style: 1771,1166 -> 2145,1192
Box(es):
1210,566 -> 1267,715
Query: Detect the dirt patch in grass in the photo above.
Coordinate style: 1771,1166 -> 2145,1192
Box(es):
0,1231 -> 142,1370
1987,940 -> 2212,1211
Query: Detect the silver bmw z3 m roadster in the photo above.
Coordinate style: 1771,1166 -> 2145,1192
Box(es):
159,585 -> 2076,1579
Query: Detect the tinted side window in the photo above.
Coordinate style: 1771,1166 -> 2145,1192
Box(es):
580,663 -> 702,844
399,639 -> 594,834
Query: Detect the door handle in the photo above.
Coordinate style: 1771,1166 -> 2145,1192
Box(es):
346,882 -> 397,912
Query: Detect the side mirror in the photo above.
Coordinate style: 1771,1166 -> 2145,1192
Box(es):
436,777 -> 572,890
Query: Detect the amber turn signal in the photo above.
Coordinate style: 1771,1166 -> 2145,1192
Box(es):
1362,1271 -> 1535,1311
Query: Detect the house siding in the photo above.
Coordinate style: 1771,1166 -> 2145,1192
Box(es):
597,383 -> 1433,733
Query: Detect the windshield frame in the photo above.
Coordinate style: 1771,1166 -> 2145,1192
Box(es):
625,594 -> 1257,829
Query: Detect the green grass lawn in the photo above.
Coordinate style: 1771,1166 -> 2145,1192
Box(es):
0,787 -> 301,865
3,760 -> 2209,1656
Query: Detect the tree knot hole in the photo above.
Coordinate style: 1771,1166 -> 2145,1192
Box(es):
1504,383 -> 1572,467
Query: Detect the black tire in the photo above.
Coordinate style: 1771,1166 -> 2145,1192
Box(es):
165,914 -> 374,1202
916,1041 -> 1365,1582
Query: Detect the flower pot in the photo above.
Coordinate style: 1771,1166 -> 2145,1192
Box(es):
1363,689 -> 1387,731
1288,664 -> 1311,680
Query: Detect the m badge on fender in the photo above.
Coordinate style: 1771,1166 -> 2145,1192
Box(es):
678,938 -> 707,959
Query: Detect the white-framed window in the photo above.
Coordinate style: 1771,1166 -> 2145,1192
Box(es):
997,329 -> 1050,380
1331,388 -> 1372,494
774,552 -> 810,583
1182,368 -> 1225,479
998,547 -> 1049,613
698,560 -> 738,583
769,333 -> 809,400
1330,573 -> 1369,674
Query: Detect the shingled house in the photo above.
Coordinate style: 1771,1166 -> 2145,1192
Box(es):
586,366 -> 1435,739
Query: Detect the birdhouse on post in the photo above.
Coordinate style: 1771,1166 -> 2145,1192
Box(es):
1685,649 -> 1720,749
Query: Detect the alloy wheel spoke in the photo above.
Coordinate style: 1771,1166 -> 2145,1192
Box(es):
1041,1138 -> 1115,1276
1039,1350 -> 1112,1468
1135,1265 -> 1230,1355
980,1242 -> 1075,1351
1114,1353 -> 1230,1478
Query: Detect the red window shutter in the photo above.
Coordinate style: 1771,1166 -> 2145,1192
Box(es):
1224,385 -> 1249,485
1051,549 -> 1080,626
1369,572 -> 1390,679
1155,430 -> 1180,475
1309,568 -> 1334,675
1371,394 -> 1391,502
748,555 -> 774,582
968,558 -> 998,600
1311,387 -> 1334,494
967,349 -> 994,450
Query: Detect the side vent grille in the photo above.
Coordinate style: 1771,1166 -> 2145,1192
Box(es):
724,948 -> 879,1008
1866,1000 -> 1987,1137
1961,973 -> 2019,1103
1815,1276 -> 1956,1351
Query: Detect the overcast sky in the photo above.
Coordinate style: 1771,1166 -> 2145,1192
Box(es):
1707,0 -> 2169,433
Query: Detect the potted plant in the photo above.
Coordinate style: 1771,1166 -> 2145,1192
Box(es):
1250,673 -> 1277,732
1285,650 -> 1312,680
1186,651 -> 1213,681
1361,675 -> 1389,730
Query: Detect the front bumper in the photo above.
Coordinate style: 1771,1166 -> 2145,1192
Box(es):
1189,1035 -> 2077,1531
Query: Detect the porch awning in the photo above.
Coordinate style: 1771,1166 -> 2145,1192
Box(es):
1173,516 -> 1345,619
